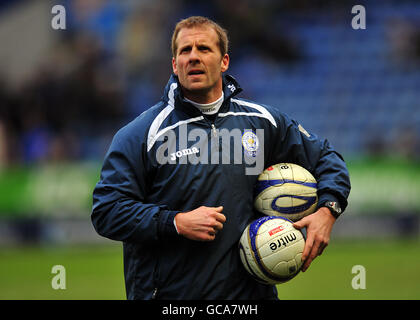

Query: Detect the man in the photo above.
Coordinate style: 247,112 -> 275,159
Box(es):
91,16 -> 351,300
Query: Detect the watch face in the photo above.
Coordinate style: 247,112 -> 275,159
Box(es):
328,202 -> 341,214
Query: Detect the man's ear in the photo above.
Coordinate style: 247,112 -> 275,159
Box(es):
221,53 -> 229,73
172,57 -> 178,75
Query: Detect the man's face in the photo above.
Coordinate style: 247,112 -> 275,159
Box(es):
172,26 -> 229,103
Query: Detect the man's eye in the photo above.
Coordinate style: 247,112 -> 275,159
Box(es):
180,47 -> 191,54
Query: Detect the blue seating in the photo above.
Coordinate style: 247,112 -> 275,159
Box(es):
247,1 -> 420,156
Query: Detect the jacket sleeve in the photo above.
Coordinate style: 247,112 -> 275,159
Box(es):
270,112 -> 351,212
91,126 -> 179,243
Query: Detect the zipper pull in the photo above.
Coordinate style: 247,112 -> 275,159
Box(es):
211,124 -> 218,137
152,287 -> 158,299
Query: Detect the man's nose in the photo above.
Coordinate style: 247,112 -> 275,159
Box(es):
188,47 -> 200,63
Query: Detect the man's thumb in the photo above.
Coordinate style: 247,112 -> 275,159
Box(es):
293,219 -> 306,230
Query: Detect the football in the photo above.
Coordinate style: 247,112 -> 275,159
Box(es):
254,163 -> 318,222
239,216 -> 305,284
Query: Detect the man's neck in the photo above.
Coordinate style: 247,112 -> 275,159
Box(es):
184,92 -> 224,115
182,81 -> 223,104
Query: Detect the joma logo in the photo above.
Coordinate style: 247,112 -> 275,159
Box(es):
170,147 -> 199,161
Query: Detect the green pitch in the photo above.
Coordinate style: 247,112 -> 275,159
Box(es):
277,239 -> 420,300
0,239 -> 419,300
0,244 -> 126,300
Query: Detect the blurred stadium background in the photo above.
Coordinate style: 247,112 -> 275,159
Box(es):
0,0 -> 419,299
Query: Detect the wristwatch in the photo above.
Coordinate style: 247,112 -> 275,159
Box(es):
323,201 -> 342,219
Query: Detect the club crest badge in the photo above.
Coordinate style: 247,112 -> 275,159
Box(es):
242,130 -> 259,157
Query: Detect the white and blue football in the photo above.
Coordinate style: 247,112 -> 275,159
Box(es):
239,216 -> 305,284
254,163 -> 318,222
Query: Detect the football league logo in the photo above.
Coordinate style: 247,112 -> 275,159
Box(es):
242,130 -> 259,157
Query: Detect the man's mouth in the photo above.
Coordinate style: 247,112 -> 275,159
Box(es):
188,70 -> 205,76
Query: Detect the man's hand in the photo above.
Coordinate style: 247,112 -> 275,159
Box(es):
293,207 -> 336,272
174,206 -> 226,241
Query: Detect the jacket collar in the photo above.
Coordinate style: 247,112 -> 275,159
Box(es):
161,73 -> 242,117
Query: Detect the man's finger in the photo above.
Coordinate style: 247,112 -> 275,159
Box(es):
215,213 -> 226,223
302,256 -> 312,272
303,240 -> 322,271
301,233 -> 313,263
302,242 -> 316,272
318,243 -> 327,256
205,232 -> 216,241
213,220 -> 224,231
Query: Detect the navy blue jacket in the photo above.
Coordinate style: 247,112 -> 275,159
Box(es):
91,74 -> 351,299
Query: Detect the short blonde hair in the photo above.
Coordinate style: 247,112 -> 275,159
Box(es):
171,16 -> 229,57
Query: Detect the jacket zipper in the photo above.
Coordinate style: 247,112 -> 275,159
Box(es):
211,123 -> 218,137
152,240 -> 161,299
